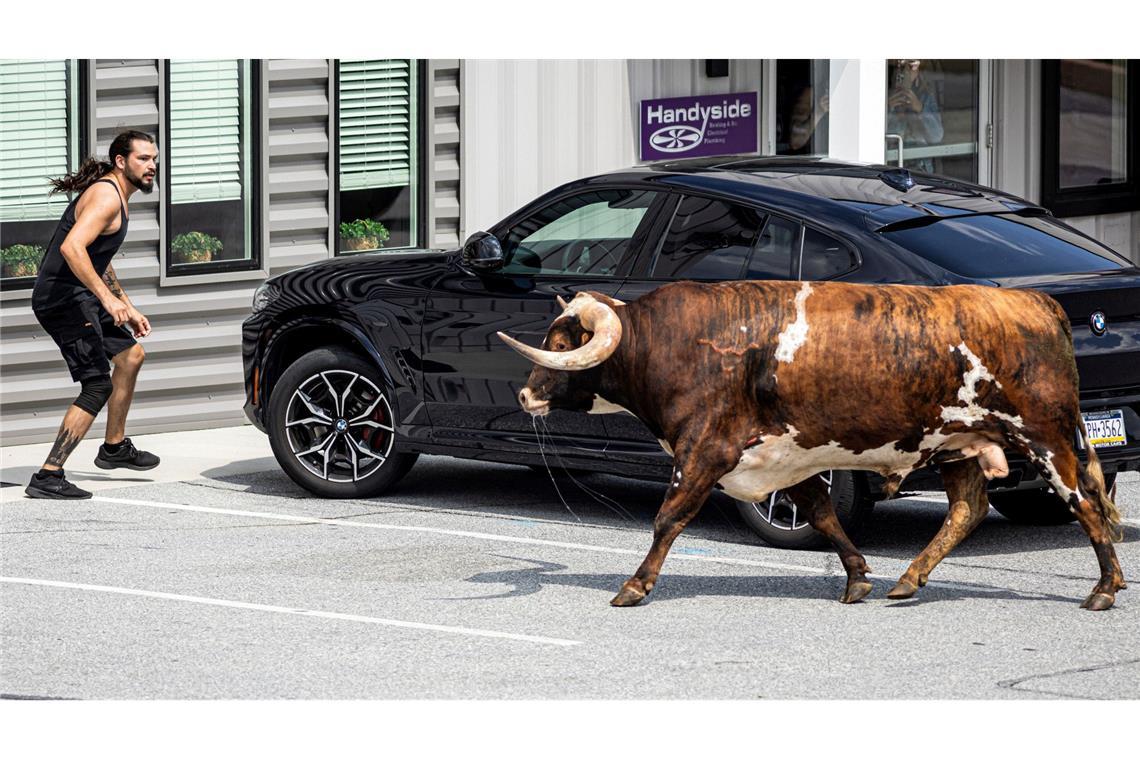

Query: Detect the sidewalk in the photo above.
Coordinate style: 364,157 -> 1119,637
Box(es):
1,424 -> 274,501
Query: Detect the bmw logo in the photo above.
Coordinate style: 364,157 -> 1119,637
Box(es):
335,419 -> 348,433
1090,311 -> 1107,336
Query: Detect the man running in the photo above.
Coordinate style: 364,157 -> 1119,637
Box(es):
25,130 -> 161,500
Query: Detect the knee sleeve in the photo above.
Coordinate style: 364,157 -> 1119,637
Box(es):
75,375 -> 113,416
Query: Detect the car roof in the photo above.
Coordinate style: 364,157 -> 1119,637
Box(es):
594,155 -> 1045,229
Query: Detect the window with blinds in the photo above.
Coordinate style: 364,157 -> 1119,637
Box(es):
168,59 -> 246,204
336,59 -> 418,253
164,59 -> 257,275
0,59 -> 78,223
339,60 -> 416,191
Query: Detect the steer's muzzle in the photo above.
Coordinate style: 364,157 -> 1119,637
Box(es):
518,387 -> 550,416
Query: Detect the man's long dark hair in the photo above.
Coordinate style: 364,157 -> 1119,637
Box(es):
49,130 -> 154,196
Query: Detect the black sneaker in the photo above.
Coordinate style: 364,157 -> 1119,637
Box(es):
25,469 -> 92,500
94,438 -> 160,471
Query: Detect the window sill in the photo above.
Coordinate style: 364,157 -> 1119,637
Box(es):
159,261 -> 269,287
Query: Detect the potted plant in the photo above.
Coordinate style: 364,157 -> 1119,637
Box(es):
172,231 -> 223,264
339,219 -> 390,252
1,244 -> 45,278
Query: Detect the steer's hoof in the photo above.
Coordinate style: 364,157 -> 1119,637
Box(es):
610,584 -> 647,607
841,580 -> 873,604
1081,592 -> 1115,611
887,580 -> 918,600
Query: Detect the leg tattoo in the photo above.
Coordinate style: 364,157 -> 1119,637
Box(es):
45,426 -> 83,468
42,405 -> 97,470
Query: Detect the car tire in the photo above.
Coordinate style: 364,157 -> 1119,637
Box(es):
268,347 -> 418,498
735,470 -> 874,550
989,473 -> 1116,526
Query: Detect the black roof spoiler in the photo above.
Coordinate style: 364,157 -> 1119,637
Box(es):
875,205 -> 1051,234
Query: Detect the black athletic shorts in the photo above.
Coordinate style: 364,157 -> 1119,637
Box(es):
33,295 -> 137,382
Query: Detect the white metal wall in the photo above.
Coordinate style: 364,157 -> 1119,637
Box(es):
0,58 -> 462,446
460,59 -> 765,236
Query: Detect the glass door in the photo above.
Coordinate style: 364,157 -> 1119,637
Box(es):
884,59 -> 992,183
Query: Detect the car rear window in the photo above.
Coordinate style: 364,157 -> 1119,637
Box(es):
881,213 -> 1129,278
651,196 -> 766,280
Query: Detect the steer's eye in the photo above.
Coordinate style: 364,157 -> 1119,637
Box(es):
553,341 -> 569,351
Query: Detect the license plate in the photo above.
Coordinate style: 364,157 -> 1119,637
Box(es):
1082,409 -> 1127,449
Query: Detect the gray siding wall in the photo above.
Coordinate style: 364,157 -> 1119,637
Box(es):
1,58 -> 459,446
426,60 -> 462,248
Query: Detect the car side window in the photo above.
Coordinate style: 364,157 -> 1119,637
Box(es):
650,195 -> 766,280
501,189 -> 658,277
801,227 -> 857,280
746,215 -> 799,279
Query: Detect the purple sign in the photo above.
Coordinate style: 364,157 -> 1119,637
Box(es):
640,91 -> 758,161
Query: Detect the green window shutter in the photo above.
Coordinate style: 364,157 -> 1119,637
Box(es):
169,60 -> 243,204
0,60 -> 74,222
339,59 -> 415,190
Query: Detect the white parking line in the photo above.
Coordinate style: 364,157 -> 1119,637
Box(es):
0,576 -> 581,647
85,495 -> 1023,595
89,495 -> 833,575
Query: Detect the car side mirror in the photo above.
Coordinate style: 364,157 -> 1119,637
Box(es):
462,231 -> 505,272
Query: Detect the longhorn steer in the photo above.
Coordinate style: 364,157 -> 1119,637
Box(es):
498,281 -> 1125,610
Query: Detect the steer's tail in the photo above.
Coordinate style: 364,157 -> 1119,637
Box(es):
1077,422 -> 1122,542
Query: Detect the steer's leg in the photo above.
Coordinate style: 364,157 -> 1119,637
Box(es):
888,460 -> 989,600
611,444 -> 731,607
1014,441 -> 1125,611
783,475 -> 873,603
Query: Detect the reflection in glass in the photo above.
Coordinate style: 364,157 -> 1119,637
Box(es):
503,189 -> 656,277
776,60 -> 829,156
748,216 -> 798,279
885,59 -> 978,182
1059,59 -> 1128,189
881,214 -> 1127,278
801,228 -> 857,280
651,196 -> 765,280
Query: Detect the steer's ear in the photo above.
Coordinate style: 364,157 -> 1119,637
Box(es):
585,291 -> 626,307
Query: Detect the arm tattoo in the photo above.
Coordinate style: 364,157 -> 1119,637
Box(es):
45,426 -> 83,468
103,265 -> 125,299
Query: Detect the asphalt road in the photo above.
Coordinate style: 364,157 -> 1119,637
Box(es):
2,458 -> 1137,700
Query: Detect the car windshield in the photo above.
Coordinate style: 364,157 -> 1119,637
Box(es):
881,213 -> 1129,278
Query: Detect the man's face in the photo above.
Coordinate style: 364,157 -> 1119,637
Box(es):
119,140 -> 158,193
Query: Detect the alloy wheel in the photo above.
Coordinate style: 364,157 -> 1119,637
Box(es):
284,370 -> 395,483
744,470 -> 834,532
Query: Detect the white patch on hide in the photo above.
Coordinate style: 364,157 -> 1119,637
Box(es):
774,282 -> 813,364
717,426 -> 1024,502
588,395 -> 633,415
717,425 -> 921,502
940,343 -> 1024,429
1023,445 -> 1075,504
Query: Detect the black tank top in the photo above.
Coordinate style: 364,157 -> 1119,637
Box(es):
32,178 -> 129,310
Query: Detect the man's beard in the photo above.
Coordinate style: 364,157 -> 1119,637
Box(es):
126,170 -> 155,194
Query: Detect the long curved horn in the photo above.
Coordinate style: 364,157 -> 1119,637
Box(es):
497,298 -> 622,371
556,295 -> 570,311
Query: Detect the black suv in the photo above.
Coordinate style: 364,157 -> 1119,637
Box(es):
242,156 -> 1140,549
